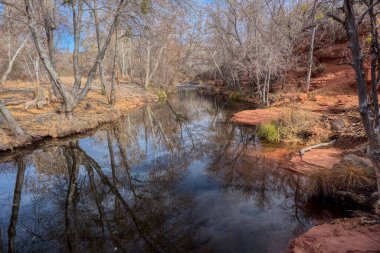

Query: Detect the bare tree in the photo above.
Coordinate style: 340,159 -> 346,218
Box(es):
144,41 -> 165,89
329,0 -> 380,214
0,39 -> 27,85
109,25 -> 118,105
24,0 -> 127,112
0,3 -> 28,86
305,2 -> 319,93
203,0 -> 299,104
84,0 -> 107,94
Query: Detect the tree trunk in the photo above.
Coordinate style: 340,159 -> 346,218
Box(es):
343,0 -> 380,214
71,0 -> 84,94
42,0 -> 60,98
0,100 -> 26,136
144,44 -> 151,90
0,39 -> 27,86
92,0 -> 106,94
148,46 -> 164,86
305,24 -> 317,92
66,0 -> 127,106
34,56 -> 40,86
128,44 -> 134,79
121,42 -> 126,79
25,0 -> 126,112
109,27 -> 118,105
368,0 -> 380,128
25,0 -> 77,112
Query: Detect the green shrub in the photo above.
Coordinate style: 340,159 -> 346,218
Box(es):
157,90 -> 167,102
257,109 -> 322,144
258,123 -> 280,143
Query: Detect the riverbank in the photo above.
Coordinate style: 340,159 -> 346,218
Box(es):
201,41 -> 367,173
202,41 -> 380,251
0,80 -> 157,151
0,87 -> 323,252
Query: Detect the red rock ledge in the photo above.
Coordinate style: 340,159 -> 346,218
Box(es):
288,221 -> 380,253
230,108 -> 283,125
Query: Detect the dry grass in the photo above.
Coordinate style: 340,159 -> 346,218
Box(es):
255,108 -> 329,144
307,162 -> 376,197
277,109 -> 316,144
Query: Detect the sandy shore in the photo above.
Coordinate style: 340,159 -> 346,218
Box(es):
0,82 -> 157,151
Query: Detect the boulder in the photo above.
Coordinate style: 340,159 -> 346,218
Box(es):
230,108 -> 283,126
288,148 -> 342,174
288,221 -> 380,253
301,148 -> 342,169
343,154 -> 374,169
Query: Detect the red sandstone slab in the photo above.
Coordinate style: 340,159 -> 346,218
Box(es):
288,222 -> 380,253
301,148 -> 342,169
230,108 -> 283,125
287,148 -> 342,174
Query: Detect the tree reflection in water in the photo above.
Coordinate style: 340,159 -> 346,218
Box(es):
0,89 -> 345,253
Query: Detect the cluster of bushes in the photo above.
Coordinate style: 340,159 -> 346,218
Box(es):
257,109 -> 316,144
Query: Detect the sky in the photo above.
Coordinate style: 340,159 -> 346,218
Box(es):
56,0 -> 214,52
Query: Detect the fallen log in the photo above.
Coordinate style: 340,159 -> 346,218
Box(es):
4,99 -> 28,106
299,139 -> 336,156
0,88 -> 36,94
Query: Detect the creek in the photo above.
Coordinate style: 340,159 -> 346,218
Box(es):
0,88 -> 349,252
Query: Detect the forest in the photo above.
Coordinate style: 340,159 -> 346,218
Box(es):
0,0 -> 379,252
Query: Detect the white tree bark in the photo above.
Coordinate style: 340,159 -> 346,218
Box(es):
0,100 -> 25,136
305,24 -> 317,92
144,43 -> 152,89
0,39 -> 27,86
24,0 -> 126,112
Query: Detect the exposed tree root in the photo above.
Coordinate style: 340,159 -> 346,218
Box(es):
24,86 -> 50,109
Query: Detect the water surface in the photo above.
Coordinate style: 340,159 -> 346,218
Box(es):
0,89 -> 342,253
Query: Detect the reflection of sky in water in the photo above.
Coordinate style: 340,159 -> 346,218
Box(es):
0,89 -> 332,253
